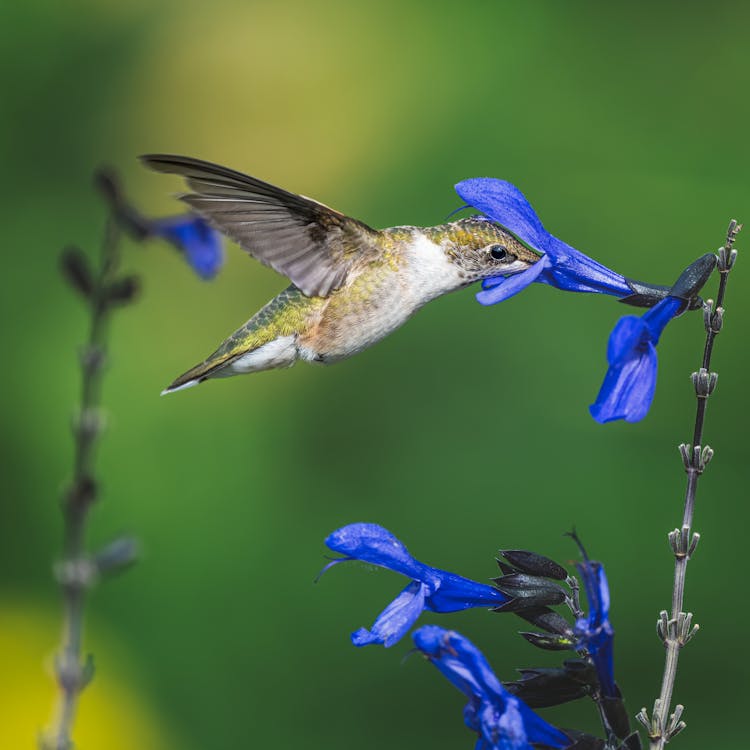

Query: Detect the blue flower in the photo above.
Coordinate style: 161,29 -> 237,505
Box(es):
323,523 -> 508,647
574,556 -> 615,699
589,296 -> 682,423
151,215 -> 224,280
589,253 -> 717,423
413,625 -> 571,750
454,179 -> 633,305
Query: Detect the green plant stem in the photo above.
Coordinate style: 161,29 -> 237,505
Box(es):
646,223 -> 739,750
49,216 -> 121,750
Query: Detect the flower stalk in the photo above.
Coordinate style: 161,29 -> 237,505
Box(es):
44,171 -> 140,750
637,220 -> 740,749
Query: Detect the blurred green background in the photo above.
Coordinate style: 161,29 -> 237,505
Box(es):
2,1 -> 748,748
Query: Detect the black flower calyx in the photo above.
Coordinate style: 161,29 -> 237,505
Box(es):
516,606 -> 572,636
499,549 -> 569,580
601,690 -> 632,741
519,631 -> 575,651
619,279 -> 673,309
492,573 -> 567,609
669,253 -> 717,308
504,659 -> 596,708
561,730 -> 607,750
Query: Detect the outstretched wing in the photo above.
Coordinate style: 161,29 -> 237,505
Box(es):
141,154 -> 381,297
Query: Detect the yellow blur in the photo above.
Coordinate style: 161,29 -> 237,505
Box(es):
0,602 -> 173,750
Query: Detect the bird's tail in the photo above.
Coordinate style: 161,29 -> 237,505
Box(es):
161,352 -> 238,394
161,286 -> 309,395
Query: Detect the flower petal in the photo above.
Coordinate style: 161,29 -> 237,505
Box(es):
427,571 -> 508,612
643,296 -> 683,344
325,523 -> 427,580
463,701 -> 482,733
606,316 -> 647,364
413,625 -> 487,697
439,629 -> 507,699
476,255 -> 552,305
351,581 -> 427,647
152,215 -> 224,279
455,179 -> 550,253
591,295 -> 682,424
575,561 -> 615,698
480,700 -> 532,750
576,561 -> 610,630
589,345 -> 657,424
543,237 -> 631,297
457,179 -> 632,298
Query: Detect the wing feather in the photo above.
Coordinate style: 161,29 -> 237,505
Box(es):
141,154 -> 381,297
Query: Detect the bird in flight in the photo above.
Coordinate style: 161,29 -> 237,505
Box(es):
142,155 -> 540,393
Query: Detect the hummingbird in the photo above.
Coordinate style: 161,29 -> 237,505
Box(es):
141,155 -> 541,393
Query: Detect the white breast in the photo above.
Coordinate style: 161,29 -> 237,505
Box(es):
297,232 -> 463,364
403,232 -> 465,306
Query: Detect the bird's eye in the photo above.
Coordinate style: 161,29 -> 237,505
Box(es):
489,245 -> 507,260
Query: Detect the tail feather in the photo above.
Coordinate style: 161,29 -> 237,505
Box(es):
162,354 -> 238,394
159,286 -> 312,395
161,378 -> 202,396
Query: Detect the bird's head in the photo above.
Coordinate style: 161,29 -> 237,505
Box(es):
441,217 -> 541,284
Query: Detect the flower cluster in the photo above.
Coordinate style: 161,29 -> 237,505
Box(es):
454,179 -> 716,423
322,524 -> 638,750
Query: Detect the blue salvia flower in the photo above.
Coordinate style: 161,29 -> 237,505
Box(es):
413,625 -> 571,750
589,253 -> 717,423
457,180 -> 719,424
322,524 -> 508,647
454,179 -> 633,305
151,215 -> 224,280
574,555 -> 615,699
589,296 -> 682,423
